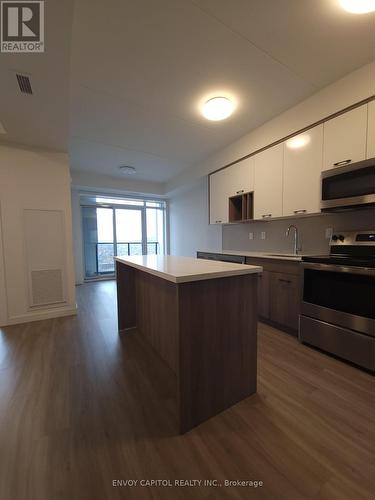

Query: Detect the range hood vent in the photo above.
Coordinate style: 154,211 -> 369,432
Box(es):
16,73 -> 33,95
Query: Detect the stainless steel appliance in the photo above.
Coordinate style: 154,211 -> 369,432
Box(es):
321,158 -> 375,211
300,231 -> 375,371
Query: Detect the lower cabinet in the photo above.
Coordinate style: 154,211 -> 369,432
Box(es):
198,252 -> 301,335
246,257 -> 301,335
269,272 -> 300,331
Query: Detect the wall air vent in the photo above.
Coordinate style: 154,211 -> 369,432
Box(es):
30,269 -> 64,307
16,73 -> 33,95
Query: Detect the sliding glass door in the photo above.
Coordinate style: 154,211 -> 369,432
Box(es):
82,197 -> 166,280
115,208 -> 143,257
96,207 -> 115,274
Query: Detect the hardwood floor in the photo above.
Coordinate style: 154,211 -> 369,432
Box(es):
0,280 -> 374,500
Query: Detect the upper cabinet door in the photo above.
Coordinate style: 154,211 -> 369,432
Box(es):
209,169 -> 230,224
254,144 -> 283,220
226,157 -> 255,197
367,100 -> 375,159
323,105 -> 367,171
283,125 -> 323,217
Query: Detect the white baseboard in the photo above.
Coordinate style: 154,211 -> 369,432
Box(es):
1,304 -> 78,327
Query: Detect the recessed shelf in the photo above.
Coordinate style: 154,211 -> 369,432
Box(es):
229,192 -> 253,223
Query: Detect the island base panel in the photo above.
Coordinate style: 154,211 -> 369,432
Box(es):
116,261 -> 136,331
178,274 -> 258,433
136,272 -> 178,373
116,261 -> 258,434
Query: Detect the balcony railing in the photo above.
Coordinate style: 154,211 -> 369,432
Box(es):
96,242 -> 160,274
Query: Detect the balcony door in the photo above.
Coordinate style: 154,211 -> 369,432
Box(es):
115,208 -> 144,258
82,198 -> 165,280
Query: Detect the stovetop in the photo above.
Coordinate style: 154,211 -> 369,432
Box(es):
302,231 -> 375,268
302,254 -> 375,268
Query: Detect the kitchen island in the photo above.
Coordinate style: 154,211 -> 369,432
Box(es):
115,255 -> 262,433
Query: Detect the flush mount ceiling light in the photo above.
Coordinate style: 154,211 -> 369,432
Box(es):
202,97 -> 235,121
338,0 -> 375,13
119,165 -> 136,175
286,134 -> 311,149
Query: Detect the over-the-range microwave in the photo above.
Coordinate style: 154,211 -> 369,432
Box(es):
321,157 -> 375,211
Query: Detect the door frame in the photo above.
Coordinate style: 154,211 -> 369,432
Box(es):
81,197 -> 166,280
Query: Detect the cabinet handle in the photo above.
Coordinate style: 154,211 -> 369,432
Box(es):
293,209 -> 307,214
278,278 -> 291,284
262,214 -> 272,218
215,220 -> 222,224
236,190 -> 244,194
333,159 -> 351,167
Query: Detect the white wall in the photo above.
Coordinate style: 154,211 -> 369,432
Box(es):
71,189 -> 84,285
71,170 -> 165,196
169,177 -> 222,257
0,205 -> 7,326
0,144 -> 77,326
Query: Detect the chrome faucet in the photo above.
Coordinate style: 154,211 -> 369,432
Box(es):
286,225 -> 300,255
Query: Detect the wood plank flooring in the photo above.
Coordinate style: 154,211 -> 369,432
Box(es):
0,280 -> 374,500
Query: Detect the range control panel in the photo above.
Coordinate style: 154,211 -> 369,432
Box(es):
330,231 -> 375,246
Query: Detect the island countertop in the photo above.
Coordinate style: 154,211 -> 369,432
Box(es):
115,255 -> 262,283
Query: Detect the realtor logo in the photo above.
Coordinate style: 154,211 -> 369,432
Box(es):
1,1 -> 44,52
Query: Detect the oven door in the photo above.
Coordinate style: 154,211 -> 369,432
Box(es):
301,262 -> 375,338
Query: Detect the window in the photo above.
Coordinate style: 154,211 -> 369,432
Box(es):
81,195 -> 167,279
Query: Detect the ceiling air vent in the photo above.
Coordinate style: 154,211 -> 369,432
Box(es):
16,73 -> 33,95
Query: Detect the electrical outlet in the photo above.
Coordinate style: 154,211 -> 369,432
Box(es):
261,231 -> 266,240
325,227 -> 333,239
248,232 -> 254,240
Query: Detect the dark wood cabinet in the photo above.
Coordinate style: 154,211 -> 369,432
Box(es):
269,272 -> 300,330
257,270 -> 270,319
245,256 -> 301,335
197,252 -> 301,335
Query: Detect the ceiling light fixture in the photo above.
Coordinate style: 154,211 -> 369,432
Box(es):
202,97 -> 235,121
286,135 -> 311,150
338,0 -> 375,14
119,165 -> 136,175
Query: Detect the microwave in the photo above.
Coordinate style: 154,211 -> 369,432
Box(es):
321,158 -> 375,211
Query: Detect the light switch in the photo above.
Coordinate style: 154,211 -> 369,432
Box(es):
248,232 -> 254,240
261,231 -> 266,240
325,227 -> 333,239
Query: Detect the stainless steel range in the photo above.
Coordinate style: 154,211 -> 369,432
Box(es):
300,231 -> 375,371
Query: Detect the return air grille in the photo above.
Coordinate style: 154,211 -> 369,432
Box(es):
16,73 -> 33,94
30,269 -> 64,307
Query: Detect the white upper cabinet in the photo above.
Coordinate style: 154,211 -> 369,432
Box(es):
367,100 -> 375,159
283,125 -> 323,217
209,168 -> 230,224
254,144 -> 283,220
323,105 -> 367,171
226,157 -> 255,197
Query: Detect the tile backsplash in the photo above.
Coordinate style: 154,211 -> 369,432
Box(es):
222,207 -> 375,255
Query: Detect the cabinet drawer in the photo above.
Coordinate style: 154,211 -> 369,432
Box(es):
245,257 -> 300,276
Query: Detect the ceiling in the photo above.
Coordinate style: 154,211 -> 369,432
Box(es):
0,0 -> 73,151
1,0 -> 375,184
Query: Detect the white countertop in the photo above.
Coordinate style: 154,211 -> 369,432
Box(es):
198,249 -> 306,262
115,255 -> 262,283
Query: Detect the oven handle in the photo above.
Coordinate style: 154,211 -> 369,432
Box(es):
302,262 -> 375,276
